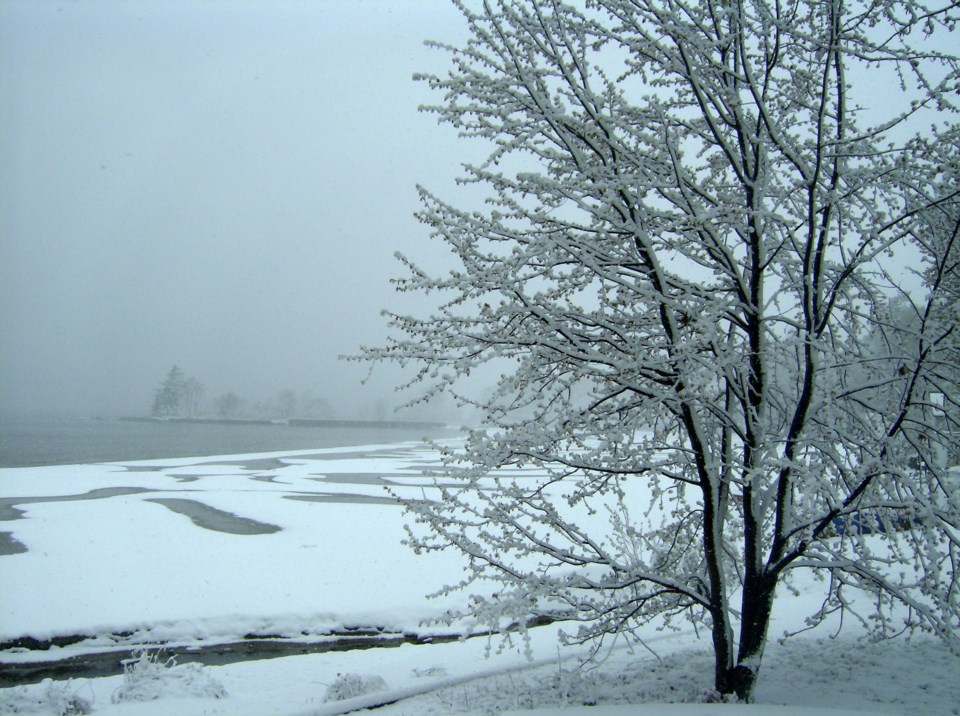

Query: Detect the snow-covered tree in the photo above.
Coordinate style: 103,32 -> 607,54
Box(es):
915,128 -> 960,463
363,0 -> 960,700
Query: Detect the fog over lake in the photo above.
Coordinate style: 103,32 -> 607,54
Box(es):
0,0 -> 471,419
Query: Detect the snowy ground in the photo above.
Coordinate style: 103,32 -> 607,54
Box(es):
1,441 -> 958,714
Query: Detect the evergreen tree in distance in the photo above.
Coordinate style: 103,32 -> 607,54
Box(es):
151,365 -> 203,418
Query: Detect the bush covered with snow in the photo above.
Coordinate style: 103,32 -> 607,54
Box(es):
111,649 -> 226,703
323,672 -> 388,702
0,679 -> 93,715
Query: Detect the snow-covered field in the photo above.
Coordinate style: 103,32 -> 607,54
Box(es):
1,441 -> 958,714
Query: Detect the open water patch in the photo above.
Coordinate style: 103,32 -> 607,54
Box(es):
284,493 -> 400,506
0,487 -> 158,522
307,473 -> 400,486
250,474 -> 290,483
0,531 -> 27,556
145,498 -> 281,535
286,448 -> 421,462
205,457 -> 292,471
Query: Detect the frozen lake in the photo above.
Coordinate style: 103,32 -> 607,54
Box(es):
0,439 -> 486,647
2,442 -> 958,715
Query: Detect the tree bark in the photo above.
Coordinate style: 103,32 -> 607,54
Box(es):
716,576 -> 775,701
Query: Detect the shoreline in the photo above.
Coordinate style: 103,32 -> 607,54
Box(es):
0,416 -> 460,469
120,415 -> 450,429
0,615 -> 558,687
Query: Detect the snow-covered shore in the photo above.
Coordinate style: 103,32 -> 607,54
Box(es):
4,623 -> 958,715
1,442 -> 958,714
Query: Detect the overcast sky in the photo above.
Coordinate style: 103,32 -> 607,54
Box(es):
1,0 -> 947,422
1,0 -> 472,418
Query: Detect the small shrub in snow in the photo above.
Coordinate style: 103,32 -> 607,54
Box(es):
0,679 -> 92,715
323,673 -> 388,702
111,649 -> 226,703
42,681 -> 92,716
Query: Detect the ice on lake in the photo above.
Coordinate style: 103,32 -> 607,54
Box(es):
0,441 -> 489,646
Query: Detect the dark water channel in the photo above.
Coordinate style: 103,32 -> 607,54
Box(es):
0,631 -> 459,687
0,615 -> 559,688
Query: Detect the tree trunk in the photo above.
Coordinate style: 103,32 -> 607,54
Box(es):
709,605 -> 735,700
715,578 -> 775,701
721,661 -> 760,703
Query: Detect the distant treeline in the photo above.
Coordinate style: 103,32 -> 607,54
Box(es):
150,365 -> 337,421
148,364 -> 461,424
